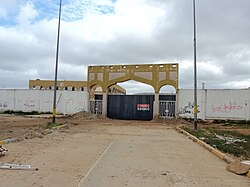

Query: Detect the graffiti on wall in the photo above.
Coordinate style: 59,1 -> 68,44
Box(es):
0,102 -> 8,108
179,102 -> 200,115
74,100 -> 86,112
24,99 -> 36,108
212,101 -> 243,113
74,106 -> 85,112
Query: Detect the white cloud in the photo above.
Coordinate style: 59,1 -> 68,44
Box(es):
0,0 -> 18,18
224,80 -> 250,89
0,0 -> 249,91
16,1 -> 38,25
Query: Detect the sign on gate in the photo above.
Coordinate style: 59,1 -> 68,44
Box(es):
137,104 -> 150,111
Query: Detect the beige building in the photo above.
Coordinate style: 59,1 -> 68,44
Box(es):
29,79 -> 126,96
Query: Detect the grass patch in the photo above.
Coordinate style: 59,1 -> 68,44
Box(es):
46,122 -> 62,129
2,110 -> 52,115
183,127 -> 250,159
213,119 -> 250,127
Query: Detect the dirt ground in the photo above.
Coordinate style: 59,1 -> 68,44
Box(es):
0,113 -> 184,142
0,113 -> 249,187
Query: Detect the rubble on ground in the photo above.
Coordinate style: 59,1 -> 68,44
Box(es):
226,161 -> 250,175
72,111 -> 106,120
214,133 -> 248,144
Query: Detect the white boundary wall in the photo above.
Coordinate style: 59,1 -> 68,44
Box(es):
1,89 -> 249,120
0,89 -> 88,114
178,89 -> 250,120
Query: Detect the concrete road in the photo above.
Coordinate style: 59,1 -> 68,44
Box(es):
78,125 -> 250,187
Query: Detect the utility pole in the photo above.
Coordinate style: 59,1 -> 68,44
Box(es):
52,0 -> 62,124
193,0 -> 198,130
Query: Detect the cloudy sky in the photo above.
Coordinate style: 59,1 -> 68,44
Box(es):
0,0 -> 249,94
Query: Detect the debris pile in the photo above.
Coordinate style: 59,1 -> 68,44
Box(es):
72,111 -> 105,120
0,163 -> 38,171
0,141 -> 8,155
214,133 -> 248,144
226,161 -> 250,175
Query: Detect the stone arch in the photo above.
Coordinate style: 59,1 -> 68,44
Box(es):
88,63 -> 178,118
89,84 -> 103,100
88,64 -> 178,92
159,84 -> 178,118
116,80 -> 155,94
159,84 -> 177,94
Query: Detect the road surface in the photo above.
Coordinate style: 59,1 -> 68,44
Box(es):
0,119 -> 249,187
77,125 -> 249,187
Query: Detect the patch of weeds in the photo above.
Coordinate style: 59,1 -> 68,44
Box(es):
183,127 -> 250,159
2,110 -> 15,114
213,120 -> 250,128
183,127 -> 211,138
46,122 -> 62,129
222,123 -> 250,128
211,129 -> 249,137
3,110 -> 51,115
39,111 -> 52,114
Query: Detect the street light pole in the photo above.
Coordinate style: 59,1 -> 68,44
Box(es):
193,0 -> 198,130
52,0 -> 62,124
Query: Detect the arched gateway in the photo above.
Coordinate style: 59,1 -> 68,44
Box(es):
88,63 -> 178,119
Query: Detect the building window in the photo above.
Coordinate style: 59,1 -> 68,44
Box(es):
81,87 -> 84,91
72,87 -> 75,91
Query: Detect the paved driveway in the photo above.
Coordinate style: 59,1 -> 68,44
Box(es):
78,125 -> 250,187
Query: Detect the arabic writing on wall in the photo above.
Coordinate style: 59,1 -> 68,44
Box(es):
212,101 -> 243,113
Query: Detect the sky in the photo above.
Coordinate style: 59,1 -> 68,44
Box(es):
0,0 -> 249,94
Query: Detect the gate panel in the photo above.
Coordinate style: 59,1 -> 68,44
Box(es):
159,101 -> 175,118
159,95 -> 176,101
107,95 -> 154,120
90,100 -> 102,114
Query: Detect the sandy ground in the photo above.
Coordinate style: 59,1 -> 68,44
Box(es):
0,114 -> 249,187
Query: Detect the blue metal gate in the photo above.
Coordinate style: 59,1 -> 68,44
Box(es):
107,95 -> 154,120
